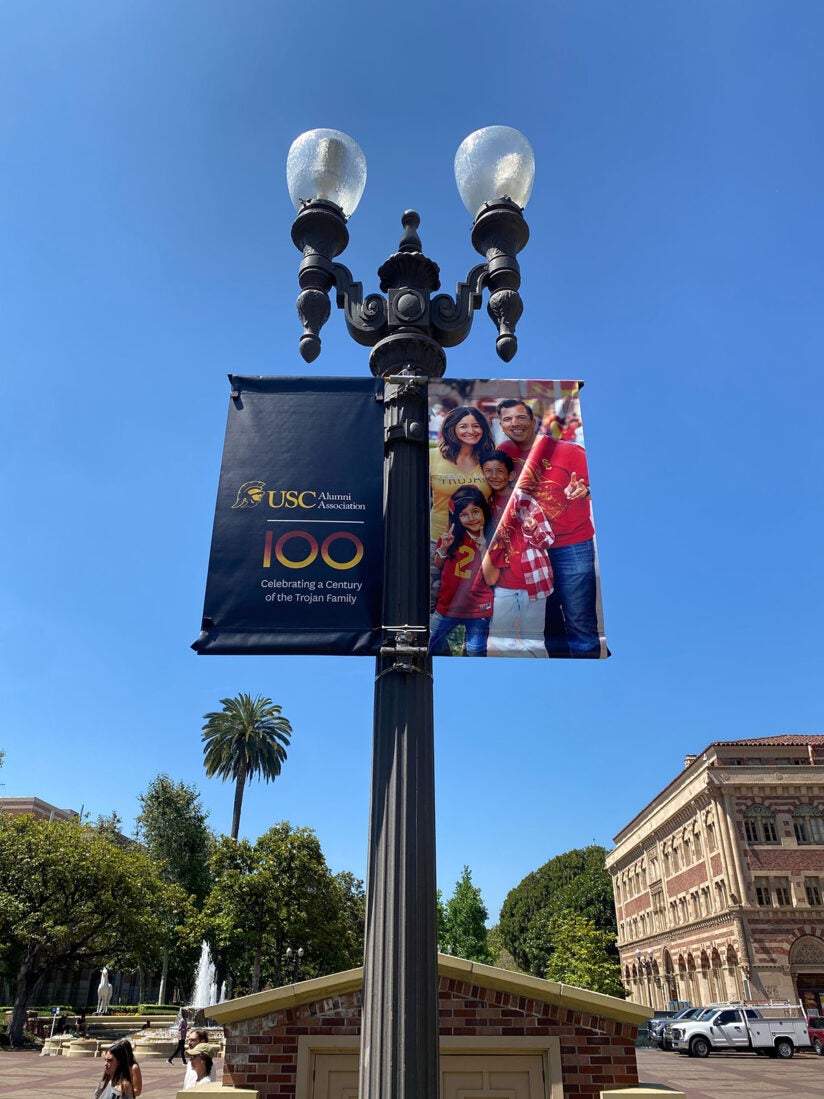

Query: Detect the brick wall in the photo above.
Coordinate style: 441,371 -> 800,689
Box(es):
222,978 -> 640,1098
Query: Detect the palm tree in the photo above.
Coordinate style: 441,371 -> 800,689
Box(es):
201,693 -> 293,840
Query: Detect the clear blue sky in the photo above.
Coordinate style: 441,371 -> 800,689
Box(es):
2,2 -> 823,925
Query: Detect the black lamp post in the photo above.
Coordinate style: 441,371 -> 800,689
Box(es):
285,946 -> 304,983
287,125 -> 534,1099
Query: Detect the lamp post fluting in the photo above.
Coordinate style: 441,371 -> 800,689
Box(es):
287,126 -> 534,1099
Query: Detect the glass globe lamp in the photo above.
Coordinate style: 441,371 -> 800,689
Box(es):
454,126 -> 535,218
286,129 -> 367,218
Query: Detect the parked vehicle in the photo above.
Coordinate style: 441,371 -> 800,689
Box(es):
650,1006 -> 703,1046
658,1004 -> 733,1050
648,1008 -> 704,1047
807,1015 -> 824,1055
668,1005 -> 812,1059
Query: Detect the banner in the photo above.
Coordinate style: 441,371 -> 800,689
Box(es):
428,379 -> 608,659
194,376 -> 384,655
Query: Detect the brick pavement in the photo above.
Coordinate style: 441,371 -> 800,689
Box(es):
0,1051 -> 222,1099
0,1048 -> 821,1098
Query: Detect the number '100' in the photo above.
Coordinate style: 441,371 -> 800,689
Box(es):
262,530 -> 364,571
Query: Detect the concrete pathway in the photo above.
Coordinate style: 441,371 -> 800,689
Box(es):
636,1047 -> 824,1098
1,1048 -> 822,1098
0,1051 -> 222,1098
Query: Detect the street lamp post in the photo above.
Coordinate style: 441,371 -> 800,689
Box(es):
287,126 -> 534,1099
285,946 -> 304,983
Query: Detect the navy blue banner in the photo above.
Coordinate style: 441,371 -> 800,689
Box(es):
194,376 -> 384,655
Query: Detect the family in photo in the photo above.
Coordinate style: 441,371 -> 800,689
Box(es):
428,389 -> 603,659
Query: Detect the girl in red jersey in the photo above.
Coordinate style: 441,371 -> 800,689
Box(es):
429,486 -> 495,656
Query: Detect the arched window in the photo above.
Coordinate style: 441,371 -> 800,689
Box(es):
710,947 -> 725,1000
686,953 -> 697,995
743,803 -> 778,844
793,804 -> 824,844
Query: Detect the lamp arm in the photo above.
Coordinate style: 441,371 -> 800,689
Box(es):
333,263 -> 388,347
430,262 -> 486,348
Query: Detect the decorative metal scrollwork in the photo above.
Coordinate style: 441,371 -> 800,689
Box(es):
292,201 -> 530,365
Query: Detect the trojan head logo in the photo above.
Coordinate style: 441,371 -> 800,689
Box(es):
231,480 -> 266,509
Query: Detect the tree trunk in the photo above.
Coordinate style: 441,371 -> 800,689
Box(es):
10,959 -> 39,1047
158,946 -> 169,1004
230,767 -> 247,840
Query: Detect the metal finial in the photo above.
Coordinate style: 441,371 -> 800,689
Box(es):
399,210 -> 421,253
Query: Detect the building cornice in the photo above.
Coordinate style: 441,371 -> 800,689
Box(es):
619,910 -> 738,954
208,954 -> 652,1027
609,741 -> 824,859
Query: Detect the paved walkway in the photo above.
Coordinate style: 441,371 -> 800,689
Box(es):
636,1047 -> 824,1098
0,1048 -> 821,1098
0,1051 -> 223,1098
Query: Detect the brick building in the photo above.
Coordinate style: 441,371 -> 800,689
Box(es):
210,954 -> 650,1099
0,795 -> 78,821
605,735 -> 824,1014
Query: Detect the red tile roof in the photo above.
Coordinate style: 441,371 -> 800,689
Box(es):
710,735 -> 824,747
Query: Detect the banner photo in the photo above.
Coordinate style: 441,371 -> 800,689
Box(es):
194,376 -> 384,656
428,379 -> 608,659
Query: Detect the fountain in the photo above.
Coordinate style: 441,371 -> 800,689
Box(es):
192,941 -> 217,1009
129,944 -> 218,1059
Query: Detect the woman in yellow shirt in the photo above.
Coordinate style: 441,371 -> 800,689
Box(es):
430,406 -> 493,608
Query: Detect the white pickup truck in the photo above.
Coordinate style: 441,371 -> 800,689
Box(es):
667,1005 -> 811,1058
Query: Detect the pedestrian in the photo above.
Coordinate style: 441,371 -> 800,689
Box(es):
183,1029 -> 215,1088
167,1007 -> 189,1064
111,1039 -> 142,1097
184,1043 -> 218,1088
93,1043 -> 134,1099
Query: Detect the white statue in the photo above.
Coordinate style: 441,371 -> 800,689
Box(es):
96,966 -> 113,1015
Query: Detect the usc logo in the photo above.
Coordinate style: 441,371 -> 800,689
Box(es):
267,490 -> 317,509
231,482 -> 318,510
262,530 -> 363,571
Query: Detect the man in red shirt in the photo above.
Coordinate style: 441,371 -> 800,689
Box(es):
497,399 -> 601,658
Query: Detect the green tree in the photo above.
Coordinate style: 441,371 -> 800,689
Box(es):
436,889 -> 447,952
0,815 -> 184,1045
543,913 -> 624,997
195,823 -> 363,994
486,925 -> 518,971
439,866 -> 492,963
136,774 -> 213,904
201,693 -> 292,840
498,845 -> 617,976
331,870 -> 366,972
136,774 -> 214,1001
91,811 -> 125,842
